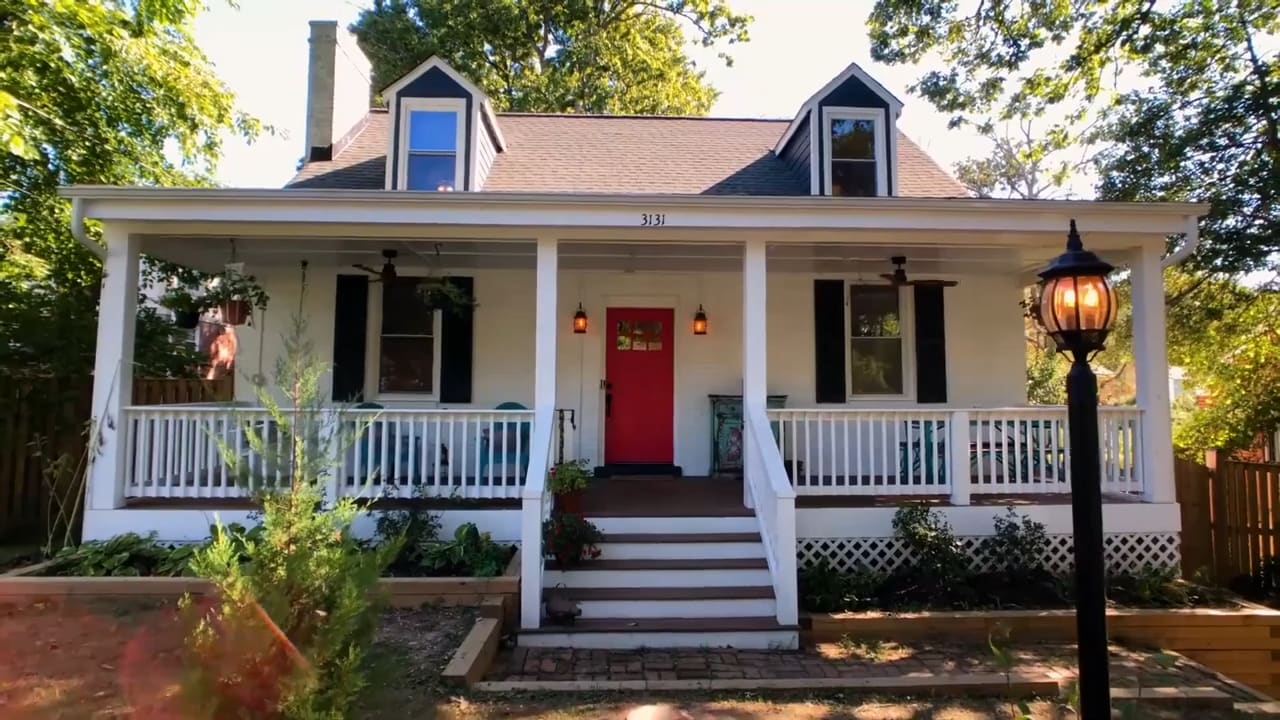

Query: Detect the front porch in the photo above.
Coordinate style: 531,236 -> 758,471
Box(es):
67,187 -> 1195,640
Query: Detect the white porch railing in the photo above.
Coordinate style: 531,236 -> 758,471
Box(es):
120,405 -> 536,500
743,404 -> 798,626
520,406 -> 555,629
768,406 -> 1144,501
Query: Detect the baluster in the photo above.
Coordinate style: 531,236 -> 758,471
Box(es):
432,415 -> 442,495
514,414 -> 524,495
842,415 -> 850,492
803,414 -> 812,491
448,415 -> 457,493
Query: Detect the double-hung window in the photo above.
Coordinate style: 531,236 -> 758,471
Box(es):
400,99 -> 464,191
377,278 -> 440,395
824,108 -> 887,197
848,285 -> 905,395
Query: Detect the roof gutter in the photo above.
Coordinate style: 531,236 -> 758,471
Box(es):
69,197 -> 105,261
1161,214 -> 1201,268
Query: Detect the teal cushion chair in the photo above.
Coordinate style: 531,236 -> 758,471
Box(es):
480,401 -> 531,483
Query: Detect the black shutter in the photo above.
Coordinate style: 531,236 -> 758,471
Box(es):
813,279 -> 847,403
439,276 -> 474,403
332,275 -> 369,402
914,284 -> 948,403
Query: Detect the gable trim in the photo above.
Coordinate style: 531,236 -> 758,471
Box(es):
774,61 -> 903,155
380,55 -> 506,153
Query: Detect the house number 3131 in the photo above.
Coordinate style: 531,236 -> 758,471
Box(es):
640,213 -> 666,226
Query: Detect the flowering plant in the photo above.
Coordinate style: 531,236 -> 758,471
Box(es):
547,458 -> 592,495
542,511 -> 603,567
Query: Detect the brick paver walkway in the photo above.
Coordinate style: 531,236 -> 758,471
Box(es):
486,642 -> 1255,700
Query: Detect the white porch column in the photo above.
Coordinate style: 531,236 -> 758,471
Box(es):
87,225 -> 140,512
521,236 -> 557,630
533,237 -> 558,412
1130,242 -> 1176,503
743,238 -> 767,508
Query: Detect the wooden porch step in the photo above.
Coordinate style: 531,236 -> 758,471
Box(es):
543,557 -> 768,571
600,532 -> 759,543
521,616 -> 796,634
544,586 -> 775,601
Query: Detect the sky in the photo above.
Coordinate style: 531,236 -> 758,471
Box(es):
194,0 -> 998,191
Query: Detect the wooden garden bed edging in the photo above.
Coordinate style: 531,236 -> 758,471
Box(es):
803,607 -> 1280,699
0,549 -> 522,623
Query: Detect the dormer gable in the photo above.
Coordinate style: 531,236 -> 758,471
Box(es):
381,56 -> 506,192
775,62 -> 903,197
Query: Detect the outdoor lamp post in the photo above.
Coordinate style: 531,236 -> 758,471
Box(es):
1036,219 -> 1118,719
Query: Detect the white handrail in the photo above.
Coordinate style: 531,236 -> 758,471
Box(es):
743,404 -> 797,626
519,406 -> 555,630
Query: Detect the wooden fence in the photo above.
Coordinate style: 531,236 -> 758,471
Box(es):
1176,452 -> 1280,584
0,376 -> 233,543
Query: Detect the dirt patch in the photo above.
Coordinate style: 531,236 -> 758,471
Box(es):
0,598 -> 479,719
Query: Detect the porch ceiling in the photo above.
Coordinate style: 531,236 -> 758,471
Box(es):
136,234 -> 1106,276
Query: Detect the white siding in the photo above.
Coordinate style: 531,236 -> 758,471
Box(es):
233,266 -> 1026,476
474,112 -> 497,190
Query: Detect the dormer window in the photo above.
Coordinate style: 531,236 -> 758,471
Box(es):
823,108 -> 887,197
398,98 -> 465,191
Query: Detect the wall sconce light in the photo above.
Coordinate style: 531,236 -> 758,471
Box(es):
573,303 -> 589,334
692,304 -> 708,335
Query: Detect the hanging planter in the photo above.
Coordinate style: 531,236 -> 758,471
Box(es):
172,309 -> 200,330
159,288 -> 207,330
205,269 -> 269,328
219,299 -> 251,326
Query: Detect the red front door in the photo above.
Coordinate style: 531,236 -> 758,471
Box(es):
604,307 -> 674,464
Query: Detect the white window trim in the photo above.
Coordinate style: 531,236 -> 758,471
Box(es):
845,282 -> 914,402
395,97 -> 466,192
364,278 -> 444,403
822,107 -> 888,197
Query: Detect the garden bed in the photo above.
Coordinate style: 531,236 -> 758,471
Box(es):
802,605 -> 1280,700
0,550 -> 520,619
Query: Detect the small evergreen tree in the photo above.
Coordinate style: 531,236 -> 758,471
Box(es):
182,264 -> 398,719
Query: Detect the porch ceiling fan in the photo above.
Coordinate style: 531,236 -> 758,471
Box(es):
880,256 -> 958,288
353,249 -> 398,283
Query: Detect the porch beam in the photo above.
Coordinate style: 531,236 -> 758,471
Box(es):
87,225 -> 140,512
1130,243 -> 1176,503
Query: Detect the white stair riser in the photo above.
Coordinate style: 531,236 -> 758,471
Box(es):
588,516 -> 756,534
599,542 -> 764,560
519,630 -> 799,650
577,598 -> 776,619
544,568 -> 771,588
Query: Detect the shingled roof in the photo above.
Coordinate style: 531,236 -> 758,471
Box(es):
287,109 -> 967,197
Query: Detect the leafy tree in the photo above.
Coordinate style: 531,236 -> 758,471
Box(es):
0,0 -> 260,378
867,0 -> 1280,273
953,119 -> 1087,200
351,0 -> 752,114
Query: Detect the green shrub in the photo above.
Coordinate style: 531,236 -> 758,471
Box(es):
798,559 -> 880,613
180,288 -> 398,719
883,504 -> 976,608
987,507 -> 1049,574
424,522 -> 512,577
372,487 -> 443,576
50,532 -> 190,577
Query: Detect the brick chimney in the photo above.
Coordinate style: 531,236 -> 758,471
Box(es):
304,20 -> 370,162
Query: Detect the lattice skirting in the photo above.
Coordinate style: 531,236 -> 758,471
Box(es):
797,533 -> 1181,575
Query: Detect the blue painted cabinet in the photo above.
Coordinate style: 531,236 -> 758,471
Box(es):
709,394 -> 787,475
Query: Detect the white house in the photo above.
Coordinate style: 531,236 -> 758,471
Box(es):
64,21 -> 1203,649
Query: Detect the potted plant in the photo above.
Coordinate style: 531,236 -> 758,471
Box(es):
206,270 -> 269,326
419,279 -> 476,316
159,289 -> 207,330
547,459 -> 592,514
542,511 -> 603,567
